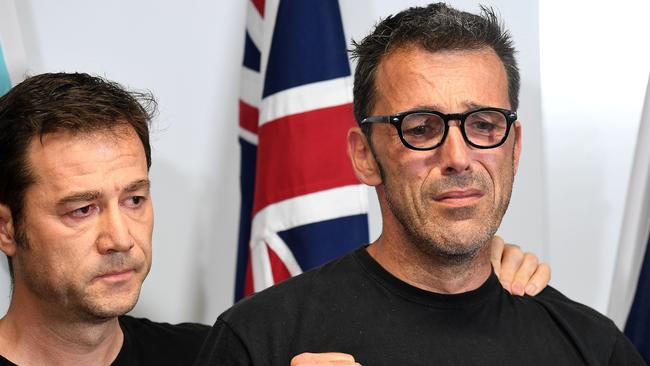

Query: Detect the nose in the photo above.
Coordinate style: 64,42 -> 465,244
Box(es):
438,124 -> 470,175
97,206 -> 134,254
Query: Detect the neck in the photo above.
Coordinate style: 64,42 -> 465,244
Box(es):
0,286 -> 123,366
368,225 -> 492,294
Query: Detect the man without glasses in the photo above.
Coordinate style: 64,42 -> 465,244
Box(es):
197,3 -> 645,365
0,73 -> 210,365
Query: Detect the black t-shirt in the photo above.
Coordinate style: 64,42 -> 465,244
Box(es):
113,316 -> 209,365
0,316 -> 209,365
196,247 -> 646,365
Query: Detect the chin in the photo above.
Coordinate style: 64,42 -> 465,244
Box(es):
418,240 -> 482,264
84,298 -> 139,320
412,225 -> 492,264
80,287 -> 142,320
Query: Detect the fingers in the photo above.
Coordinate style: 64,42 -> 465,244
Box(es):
489,235 -> 506,278
493,241 -> 524,294
291,352 -> 361,366
523,262 -> 551,296
509,252 -> 538,296
497,247 -> 552,296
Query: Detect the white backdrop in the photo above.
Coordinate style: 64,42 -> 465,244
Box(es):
0,0 -> 648,326
540,0 -> 650,313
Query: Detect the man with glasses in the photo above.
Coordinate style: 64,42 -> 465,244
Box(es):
198,3 -> 644,365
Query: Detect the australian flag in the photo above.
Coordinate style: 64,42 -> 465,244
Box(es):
235,0 -> 369,301
609,76 -> 650,362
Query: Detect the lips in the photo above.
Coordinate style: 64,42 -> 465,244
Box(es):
433,189 -> 484,205
94,268 -> 135,282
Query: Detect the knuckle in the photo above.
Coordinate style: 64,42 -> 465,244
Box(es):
539,262 -> 552,276
523,252 -> 539,265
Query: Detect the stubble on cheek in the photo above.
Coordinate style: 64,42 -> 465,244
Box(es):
383,163 -> 513,263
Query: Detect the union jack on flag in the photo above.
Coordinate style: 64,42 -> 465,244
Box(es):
234,0 -> 370,301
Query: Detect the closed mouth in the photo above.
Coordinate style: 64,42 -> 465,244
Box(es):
433,189 -> 484,205
94,268 -> 135,282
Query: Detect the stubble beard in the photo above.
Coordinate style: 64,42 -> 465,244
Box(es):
16,229 -> 143,322
378,159 -> 515,267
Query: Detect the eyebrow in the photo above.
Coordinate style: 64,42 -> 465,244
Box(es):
56,179 -> 151,207
124,179 -> 151,193
57,191 -> 101,207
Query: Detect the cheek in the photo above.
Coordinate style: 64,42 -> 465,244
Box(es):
17,234 -> 85,287
474,150 -> 514,193
388,158 -> 437,217
387,153 -> 431,195
478,153 -> 500,180
129,213 -> 153,257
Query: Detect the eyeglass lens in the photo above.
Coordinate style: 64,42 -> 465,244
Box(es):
401,110 -> 508,148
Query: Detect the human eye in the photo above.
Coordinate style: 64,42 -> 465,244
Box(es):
67,204 -> 97,219
466,112 -> 505,136
402,114 -> 443,139
123,196 -> 146,209
468,120 -> 496,133
404,124 -> 432,137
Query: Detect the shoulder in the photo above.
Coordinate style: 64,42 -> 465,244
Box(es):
0,355 -> 16,366
220,250 -> 362,325
119,315 -> 210,341
531,286 -> 640,362
534,286 -> 617,330
115,316 -> 210,365
197,252 -> 365,365
117,315 -> 210,364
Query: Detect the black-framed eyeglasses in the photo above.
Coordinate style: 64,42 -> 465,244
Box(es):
361,107 -> 517,150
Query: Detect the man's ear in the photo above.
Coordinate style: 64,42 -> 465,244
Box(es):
0,203 -> 17,257
347,127 -> 382,186
513,121 -> 522,175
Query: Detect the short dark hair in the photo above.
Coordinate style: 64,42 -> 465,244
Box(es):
350,3 -> 520,135
0,72 -> 156,276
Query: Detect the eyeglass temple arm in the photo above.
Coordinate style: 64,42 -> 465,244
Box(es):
361,115 -> 393,124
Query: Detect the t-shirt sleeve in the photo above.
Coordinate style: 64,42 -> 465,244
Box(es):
608,333 -> 647,365
194,318 -> 253,366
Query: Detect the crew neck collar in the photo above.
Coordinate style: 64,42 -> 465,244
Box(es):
353,246 -> 501,308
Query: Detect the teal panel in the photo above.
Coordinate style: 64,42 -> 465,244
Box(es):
0,43 -> 12,96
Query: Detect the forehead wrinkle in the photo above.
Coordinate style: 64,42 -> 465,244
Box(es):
376,53 -> 500,115
382,47 -> 509,109
374,49 -> 421,114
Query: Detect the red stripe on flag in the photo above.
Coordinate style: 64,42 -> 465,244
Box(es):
239,100 -> 259,134
252,103 -> 359,214
243,248 -> 254,297
251,0 -> 264,17
267,243 -> 292,284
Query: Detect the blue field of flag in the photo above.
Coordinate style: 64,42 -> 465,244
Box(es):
625,234 -> 650,362
262,0 -> 350,98
278,214 -> 368,272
